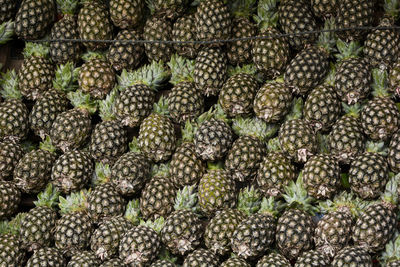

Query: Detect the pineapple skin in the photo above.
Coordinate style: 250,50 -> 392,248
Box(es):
294,250 -> 331,267
0,181 -> 21,220
0,0 -> 16,24
68,251 -> 101,266
331,246 -> 372,267
0,99 -> 29,141
172,15 -> 199,59
109,0 -> 145,29
221,257 -> 250,267
26,247 -> 66,267
182,248 -> 220,267
388,130 -> 400,173
143,16 -> 173,63
227,17 -> 256,66
0,140 -> 24,180
0,233 -> 26,266
256,252 -> 291,267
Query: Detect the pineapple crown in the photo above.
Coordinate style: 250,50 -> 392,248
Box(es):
282,172 -> 318,215
380,173 -> 399,207
232,117 -> 278,141
0,213 -> 27,235
67,90 -> 98,114
0,69 -> 21,100
181,120 -> 198,143
153,95 -> 170,116
53,61 -> 79,93
316,17 -> 337,53
58,189 -> 89,214
207,161 -> 224,171
57,0 -> 80,15
39,136 -> 57,153
196,104 -> 230,125
34,183 -> 60,209
227,64 -> 262,82
258,196 -> 285,218
365,141 -> 388,156
253,0 -> 279,30
284,97 -> 304,121
92,162 -> 112,185
168,54 -> 195,85
380,231 -> 400,264
98,87 -> 118,121
151,162 -> 170,178
156,248 -> 178,264
0,21 -> 14,45
335,39 -> 362,61
371,68 -> 391,98
22,42 -> 50,58
318,191 -> 364,217
21,140 -> 38,153
317,134 -> 329,154
267,136 -> 281,152
384,0 -> 400,20
117,61 -> 169,92
124,199 -> 141,226
174,185 -> 199,213
81,51 -> 106,62
342,102 -> 361,118
323,63 -> 336,87
139,217 -> 165,233
229,0 -> 257,18
237,186 -> 262,216
129,137 -> 141,153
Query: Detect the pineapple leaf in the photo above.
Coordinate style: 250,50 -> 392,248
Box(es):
174,185 -> 198,212
22,42 -> 50,58
380,231 -> 400,264
384,0 -> 400,19
237,186 -> 262,215
93,162 -> 112,185
229,0 -> 257,18
340,173 -> 350,189
34,183 -> 60,209
151,163 -> 170,177
323,62 -> 336,87
207,161 -> 224,170
58,189 -> 89,214
381,173 -> 399,206
67,90 -> 98,114
124,199 -> 141,225
317,17 -> 337,52
335,39 -> 362,61
232,117 -> 278,141
371,68 -> 391,97
318,191 -> 364,217
267,137 -> 281,151
6,213 -> 27,235
157,247 -> 178,263
168,54 -> 195,85
342,102 -> 361,118
0,69 -> 21,99
284,97 -> 303,121
153,96 -> 169,116
21,140 -> 38,153
99,87 -> 118,121
227,64 -> 258,77
53,61 -> 79,92
258,196 -> 285,217
0,21 -> 14,45
253,0 -> 279,30
365,141 -> 388,155
56,0 -> 79,15
139,217 -> 165,233
181,120 -> 197,142
81,51 -> 105,62
129,137 -> 141,153
39,136 -> 56,153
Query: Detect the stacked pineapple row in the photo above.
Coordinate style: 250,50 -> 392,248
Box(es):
2,0 -> 400,266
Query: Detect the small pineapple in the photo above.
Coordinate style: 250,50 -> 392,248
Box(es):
100,258 -> 126,267
294,250 -> 331,267
151,0 -> 188,19
389,58 -> 400,97
151,259 -> 177,267
311,0 -> 337,18
256,251 -> 291,267
0,139 -> 24,180
221,257 -> 250,267
26,247 -> 66,267
389,130 -> 400,173
331,246 -> 372,267
0,217 -> 26,266
0,181 -> 21,220
109,0 -> 145,29
182,248 -> 220,267
172,13 -> 199,59
67,251 -> 101,266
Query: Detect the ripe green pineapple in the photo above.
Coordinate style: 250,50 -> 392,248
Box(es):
294,250 -> 331,267
256,251 -> 291,267
109,0 -> 145,29
380,233 -> 400,266
219,65 -> 260,118
169,121 -> 205,188
0,0 -> 16,24
18,42 -> 55,100
89,89 -> 127,165
256,137 -> 296,198
111,137 -> 152,196
26,247 -> 66,267
29,62 -> 77,139
0,217 -> 26,266
14,0 -> 55,39
140,164 -> 177,220
252,0 -> 290,77
14,137 -> 58,194
182,248 -> 220,267
54,190 -> 94,256
194,104 -> 234,161
138,96 -> 177,162
253,77 -> 292,123
0,139 -> 24,180
100,258 -> 126,267
167,54 -> 204,124
389,58 -> 400,97
0,70 -> 29,141
195,0 -> 231,45
51,149 -> 94,194
151,259 -> 177,267
284,18 -> 336,96
334,39 -> 371,104
194,47 -> 227,96
221,257 -> 250,267
19,184 -> 59,251
107,30 -> 145,72
161,185 -> 203,255
49,0 -> 81,64
332,246 -> 372,267
172,13 -> 199,59
49,90 -> 97,152
278,0 -> 317,50
198,164 -> 237,216
352,176 -> 399,253
68,251 -> 101,266
114,61 -> 169,128
327,103 -> 365,164
78,0 -> 113,51
361,68 -> 400,141
311,0 -> 337,18
389,130 -> 400,173
275,174 -> 317,261
0,181 -> 21,220
79,52 -> 116,100
225,117 -> 273,182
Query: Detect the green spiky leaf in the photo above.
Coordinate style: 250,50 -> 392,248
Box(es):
58,189 -> 89,214
53,61 -> 79,92
98,87 -> 118,121
384,0 -> 400,19
365,141 -> 388,155
237,186 -> 262,215
81,51 -> 105,62
174,185 -> 198,212
181,120 -> 197,143
380,231 -> 400,264
92,162 -> 112,185
0,69 -> 21,99
335,39 -> 362,61
57,0 -> 79,15
258,196 -> 285,217
282,173 -> 317,215
318,191 -> 364,217
151,163 -> 170,177
342,103 -> 361,118
253,0 -> 279,29
229,0 -> 257,18
67,90 -> 98,114
381,174 -> 399,206
168,54 -> 195,85
227,64 -> 259,77
34,183 -> 60,209
284,97 -> 303,121
139,217 -> 165,233
153,96 -> 169,116
267,137 -> 281,152
129,137 -> 141,153
124,199 -> 141,225
0,21 -> 14,45
317,17 -> 337,52
39,136 -> 56,153
22,42 -> 49,58
371,68 -> 391,97
232,117 -> 278,141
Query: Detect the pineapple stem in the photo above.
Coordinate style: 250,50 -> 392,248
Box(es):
0,21 -> 14,45
232,117 -> 278,141
98,87 -> 118,121
22,42 -> 49,58
124,199 -> 141,225
253,0 -> 279,30
174,185 -> 198,212
67,90 -> 98,114
168,54 -> 195,85
34,183 -> 60,209
52,61 -> 79,93
0,69 -> 21,100
58,189 -> 89,214
237,186 -> 262,216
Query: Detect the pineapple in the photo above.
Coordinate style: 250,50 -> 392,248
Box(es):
389,58 -> 400,97
352,176 -> 399,252
225,117 -> 273,182
334,39 -> 371,104
109,0 -> 145,29
114,61 -> 169,128
0,218 -> 26,266
219,64 -> 260,118
226,0 -> 257,65
256,251 -> 291,267
89,89 -> 127,165
172,13 -> 199,59
0,70 -> 29,141
198,163 -> 237,216
360,68 -> 400,141
79,52 -> 116,100
51,149 -> 94,194
0,181 -> 21,220
29,62 -> 77,139
167,54 -> 204,124
151,259 -> 177,267
195,0 -> 231,46
380,233 -> 400,266
107,30 -> 145,72
284,18 -> 336,96
221,257 -> 250,267
0,0 -> 16,24
252,0 -> 290,77
137,96 -> 177,162
14,137 -> 58,194
389,130 -> 400,173
194,104 -> 234,161
19,184 -> 59,251
77,0 -> 113,51
50,0 -> 81,64
275,174 -> 317,261
311,0 -> 337,18
111,137 -> 152,197
256,137 -> 296,198
0,139 -> 24,180
49,90 -> 97,152
54,190 -> 94,256
294,250 -> 331,267
161,185 -> 203,255
14,0 -> 55,40
26,247 -> 66,267
18,42 -> 55,101
68,251 -> 101,266
278,0 -> 317,50
331,246 -> 372,267
151,0 -> 188,19
100,258 -> 126,267
349,141 -> 390,200
169,121 -> 205,188
182,248 -> 220,267
140,164 -> 177,220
